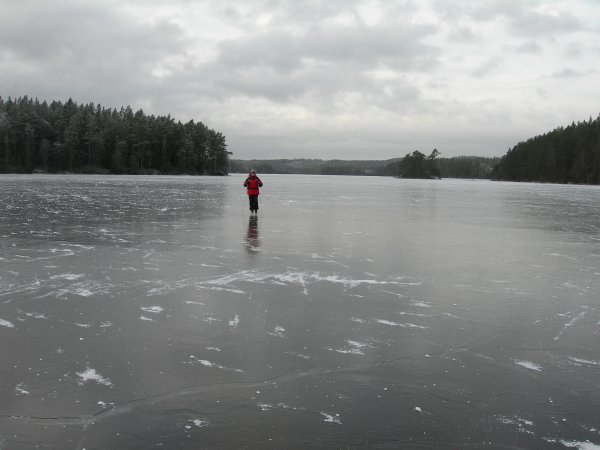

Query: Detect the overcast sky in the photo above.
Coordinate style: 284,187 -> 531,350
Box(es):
2,0 -> 599,159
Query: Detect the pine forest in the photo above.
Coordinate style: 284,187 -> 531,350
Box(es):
0,96 -> 230,175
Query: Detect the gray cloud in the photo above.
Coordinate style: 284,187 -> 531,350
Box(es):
472,57 -> 503,78
436,0 -> 582,36
515,40 -> 543,53
551,67 -> 586,78
447,26 -> 479,43
1,0 -> 599,159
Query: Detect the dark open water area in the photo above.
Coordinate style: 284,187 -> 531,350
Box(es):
1,174 -> 599,449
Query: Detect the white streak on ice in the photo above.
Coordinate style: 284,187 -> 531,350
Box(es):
381,290 -> 405,298
376,319 -> 427,329
190,357 -> 244,373
50,273 -> 84,281
204,286 -> 246,294
202,270 -> 402,291
554,311 -> 586,341
543,253 -> 577,261
513,360 -> 542,372
412,301 -> 431,308
140,316 -> 156,322
569,357 -> 600,366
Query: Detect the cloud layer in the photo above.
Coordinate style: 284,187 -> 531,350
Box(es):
1,0 -> 599,159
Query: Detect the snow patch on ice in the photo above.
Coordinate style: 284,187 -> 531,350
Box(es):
73,288 -> 94,297
141,306 -> 163,314
15,383 -> 29,395
140,315 -> 156,322
285,351 -> 311,360
192,419 -> 209,428
0,318 -> 15,328
188,356 -> 244,373
76,367 -> 112,386
269,326 -> 286,338
334,340 -> 371,355
544,439 -> 600,450
513,360 -> 542,372
23,312 -> 47,319
498,416 -> 535,434
443,313 -> 465,320
320,412 -> 342,424
412,301 -> 431,308
258,402 -> 304,412
185,300 -> 205,305
229,315 -> 240,328
50,273 -> 84,281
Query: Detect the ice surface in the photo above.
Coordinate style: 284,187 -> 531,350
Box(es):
1,174 -> 600,449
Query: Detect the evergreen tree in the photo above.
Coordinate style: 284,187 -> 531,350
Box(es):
493,115 -> 600,184
398,149 -> 441,179
0,96 -> 230,175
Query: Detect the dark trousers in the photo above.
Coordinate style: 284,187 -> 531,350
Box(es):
248,195 -> 259,211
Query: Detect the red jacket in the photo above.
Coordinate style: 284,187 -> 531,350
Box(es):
243,176 -> 263,196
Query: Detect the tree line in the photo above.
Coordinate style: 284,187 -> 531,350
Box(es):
232,155 -> 499,179
492,115 -> 600,184
0,96 -> 230,175
230,158 -> 401,176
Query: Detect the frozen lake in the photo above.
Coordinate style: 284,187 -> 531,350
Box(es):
1,174 -> 599,449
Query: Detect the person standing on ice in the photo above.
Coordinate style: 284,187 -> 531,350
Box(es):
243,170 -> 263,214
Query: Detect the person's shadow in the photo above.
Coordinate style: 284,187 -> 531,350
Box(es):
245,215 -> 260,254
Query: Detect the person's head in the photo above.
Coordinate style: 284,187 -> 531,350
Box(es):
249,170 -> 256,177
